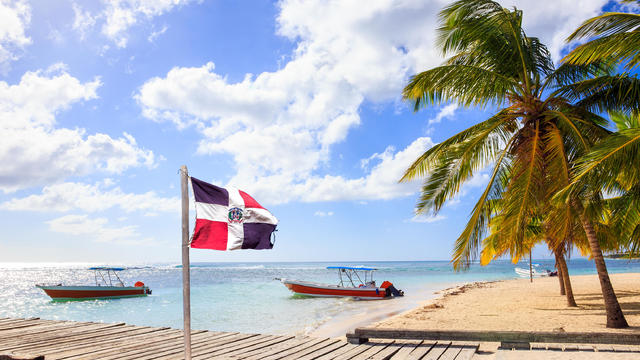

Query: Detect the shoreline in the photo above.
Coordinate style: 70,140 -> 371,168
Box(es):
307,280 -> 476,338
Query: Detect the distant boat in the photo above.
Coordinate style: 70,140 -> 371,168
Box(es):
515,267 -> 553,278
36,267 -> 151,301
277,266 -> 404,300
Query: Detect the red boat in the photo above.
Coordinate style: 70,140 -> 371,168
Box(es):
36,267 -> 151,301
279,266 -> 403,300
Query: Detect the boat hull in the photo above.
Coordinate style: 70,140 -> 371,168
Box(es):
281,279 -> 387,300
36,285 -> 150,301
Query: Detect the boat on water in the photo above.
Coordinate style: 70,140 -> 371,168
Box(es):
36,267 -> 152,301
278,266 -> 404,300
515,267 -> 555,278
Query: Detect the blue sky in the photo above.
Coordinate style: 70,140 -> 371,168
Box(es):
0,0 -> 623,264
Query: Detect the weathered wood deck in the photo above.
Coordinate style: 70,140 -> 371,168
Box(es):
0,318 -> 479,360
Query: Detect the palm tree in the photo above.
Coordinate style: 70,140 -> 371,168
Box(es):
480,207 -> 579,307
561,112 -> 640,255
400,0 -> 628,327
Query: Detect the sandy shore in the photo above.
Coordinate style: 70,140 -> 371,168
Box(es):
375,272 -> 640,333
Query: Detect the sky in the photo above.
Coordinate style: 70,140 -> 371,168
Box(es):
0,0 -> 628,264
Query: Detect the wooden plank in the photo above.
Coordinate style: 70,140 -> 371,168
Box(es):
0,318 -> 40,326
388,340 -> 424,360
401,341 -> 437,360
0,320 -> 102,339
1,324 -> 135,352
191,335 -> 281,359
87,330 -> 211,360
2,322 -> 122,343
242,337 -> 328,360
293,339 -> 347,360
276,339 -> 342,360
415,341 -> 450,360
349,339 -> 395,360
0,322 -> 117,349
0,321 -> 64,337
55,329 -> 196,359
595,344 -> 614,352
0,319 -> 45,330
352,327 -> 640,345
438,343 -> 462,360
368,341 -> 407,360
232,337 -> 309,359
331,343 -> 375,360
454,345 -> 478,360
261,338 -> 335,360
208,336 -> 296,359
15,326 -> 160,356
39,328 -> 177,358
310,342 -> 360,360
146,333 -> 258,360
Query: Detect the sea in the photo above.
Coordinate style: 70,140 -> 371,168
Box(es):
2,259 -> 640,337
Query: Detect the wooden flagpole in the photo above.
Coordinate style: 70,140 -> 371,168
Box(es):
529,250 -> 533,283
180,165 -> 192,360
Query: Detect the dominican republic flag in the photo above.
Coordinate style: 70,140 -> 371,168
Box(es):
190,177 -> 278,250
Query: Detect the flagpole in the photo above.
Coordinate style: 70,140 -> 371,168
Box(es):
180,165 -> 192,360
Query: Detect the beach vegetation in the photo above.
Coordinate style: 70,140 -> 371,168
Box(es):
400,0 -> 629,327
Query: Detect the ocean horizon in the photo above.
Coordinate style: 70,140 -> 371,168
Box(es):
3,259 -> 640,337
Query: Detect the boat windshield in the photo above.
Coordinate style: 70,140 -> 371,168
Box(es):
327,266 -> 377,288
90,267 -> 125,287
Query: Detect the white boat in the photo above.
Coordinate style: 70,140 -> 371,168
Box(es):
515,267 -> 551,278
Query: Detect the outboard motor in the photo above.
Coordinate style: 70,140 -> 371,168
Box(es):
380,281 -> 404,297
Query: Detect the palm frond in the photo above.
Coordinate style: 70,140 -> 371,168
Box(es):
558,75 -> 640,114
403,65 -> 518,110
400,109 -> 517,182
451,136 -> 514,270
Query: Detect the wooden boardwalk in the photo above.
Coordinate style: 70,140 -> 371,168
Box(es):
0,318 -> 479,360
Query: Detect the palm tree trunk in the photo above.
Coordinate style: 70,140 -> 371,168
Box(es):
554,253 -> 566,295
574,200 -> 628,328
556,250 -> 577,307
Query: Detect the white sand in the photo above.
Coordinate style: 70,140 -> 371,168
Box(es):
375,273 -> 640,333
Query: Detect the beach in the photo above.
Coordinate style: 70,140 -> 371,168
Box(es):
374,272 -> 640,334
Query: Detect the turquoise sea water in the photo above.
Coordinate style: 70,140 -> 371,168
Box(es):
1,259 -> 640,336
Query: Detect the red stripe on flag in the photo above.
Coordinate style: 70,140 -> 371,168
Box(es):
239,190 -> 264,209
190,219 -> 228,250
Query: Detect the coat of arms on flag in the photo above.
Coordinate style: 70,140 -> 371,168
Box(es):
190,177 -> 278,251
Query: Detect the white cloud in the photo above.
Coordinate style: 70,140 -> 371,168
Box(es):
46,214 -> 150,244
148,25 -> 168,43
502,0 -> 608,61
234,136 -> 434,204
0,0 -> 31,74
0,66 -> 156,192
428,103 -> 458,125
407,214 -> 446,223
314,211 -> 334,217
72,3 -> 97,41
1,182 -> 178,215
135,0 -> 608,205
71,1 -> 191,47
102,0 -> 192,47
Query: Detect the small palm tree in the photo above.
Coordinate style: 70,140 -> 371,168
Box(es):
400,0 -> 628,327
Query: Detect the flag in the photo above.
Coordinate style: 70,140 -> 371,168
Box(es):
190,177 -> 278,250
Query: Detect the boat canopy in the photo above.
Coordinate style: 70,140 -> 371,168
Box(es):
89,267 -> 126,271
326,266 -> 377,271
327,266 -> 378,287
